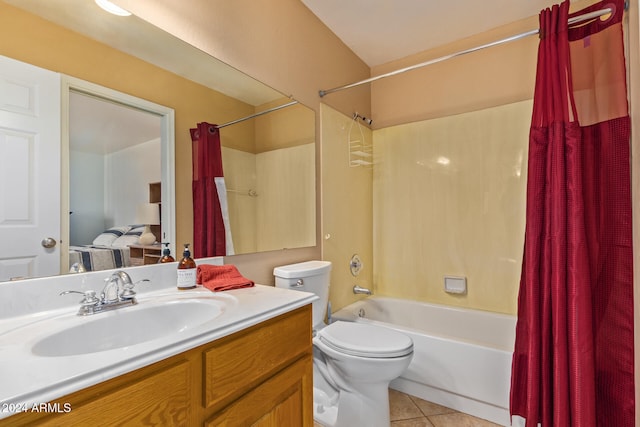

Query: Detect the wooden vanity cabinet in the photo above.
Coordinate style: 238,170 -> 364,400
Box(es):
1,305 -> 313,427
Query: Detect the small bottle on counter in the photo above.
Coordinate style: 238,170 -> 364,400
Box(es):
158,242 -> 175,263
177,243 -> 196,290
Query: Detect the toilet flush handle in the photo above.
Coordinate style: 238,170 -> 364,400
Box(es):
291,279 -> 304,288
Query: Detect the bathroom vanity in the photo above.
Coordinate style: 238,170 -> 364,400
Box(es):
0,263 -> 316,426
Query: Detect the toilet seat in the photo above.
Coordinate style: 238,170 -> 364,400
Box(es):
316,321 -> 413,358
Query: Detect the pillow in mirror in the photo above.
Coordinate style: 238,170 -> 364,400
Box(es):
111,225 -> 145,247
92,226 -> 132,246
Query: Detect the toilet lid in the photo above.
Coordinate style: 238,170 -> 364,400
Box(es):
317,321 -> 413,358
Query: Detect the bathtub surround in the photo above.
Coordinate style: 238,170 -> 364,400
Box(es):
373,100 -> 532,315
321,100 -> 531,316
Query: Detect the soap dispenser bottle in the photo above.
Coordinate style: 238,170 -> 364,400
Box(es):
177,243 -> 196,290
158,242 -> 175,263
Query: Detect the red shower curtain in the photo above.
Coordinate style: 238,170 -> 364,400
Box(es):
510,1 -> 633,426
191,122 -> 226,258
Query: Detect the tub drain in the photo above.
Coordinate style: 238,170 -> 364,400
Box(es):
358,308 -> 365,318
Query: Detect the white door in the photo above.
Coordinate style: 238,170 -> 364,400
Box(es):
0,55 -> 61,281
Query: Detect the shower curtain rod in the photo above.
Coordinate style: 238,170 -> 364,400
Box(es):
318,7 -> 614,98
216,100 -> 299,129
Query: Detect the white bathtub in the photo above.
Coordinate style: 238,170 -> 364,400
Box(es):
332,296 -> 516,426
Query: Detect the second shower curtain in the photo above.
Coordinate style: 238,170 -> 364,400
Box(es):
190,122 -> 234,258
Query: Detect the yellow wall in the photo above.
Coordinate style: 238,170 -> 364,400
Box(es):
370,17 -> 539,129
320,104 -> 374,312
254,101 -> 316,153
115,0 -> 371,119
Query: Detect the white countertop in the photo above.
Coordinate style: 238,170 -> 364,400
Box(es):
0,266 -> 316,420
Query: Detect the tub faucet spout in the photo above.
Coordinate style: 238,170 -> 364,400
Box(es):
353,285 -> 372,295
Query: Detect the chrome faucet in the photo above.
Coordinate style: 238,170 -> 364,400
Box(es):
104,270 -> 140,301
102,275 -> 121,303
61,271 -> 150,316
353,285 -> 372,295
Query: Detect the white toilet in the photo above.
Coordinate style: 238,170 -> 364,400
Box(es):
274,260 -> 413,427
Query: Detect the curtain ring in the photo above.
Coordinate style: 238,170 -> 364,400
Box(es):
600,3 -> 616,23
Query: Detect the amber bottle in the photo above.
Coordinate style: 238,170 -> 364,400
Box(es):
158,243 -> 175,263
177,243 -> 196,289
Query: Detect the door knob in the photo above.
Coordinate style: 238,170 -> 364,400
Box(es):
41,237 -> 57,248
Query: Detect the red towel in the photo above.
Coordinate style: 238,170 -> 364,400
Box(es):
196,264 -> 254,292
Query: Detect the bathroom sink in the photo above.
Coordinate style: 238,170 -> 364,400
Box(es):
31,299 -> 226,357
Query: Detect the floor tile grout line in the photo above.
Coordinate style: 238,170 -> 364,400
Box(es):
406,392 -> 458,418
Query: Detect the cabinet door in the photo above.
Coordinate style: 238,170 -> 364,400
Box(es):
205,356 -> 313,427
203,306 -> 311,410
36,360 -> 191,426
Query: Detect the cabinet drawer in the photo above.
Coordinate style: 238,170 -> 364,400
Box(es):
203,305 -> 311,410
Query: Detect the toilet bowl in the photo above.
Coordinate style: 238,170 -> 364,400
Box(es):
274,261 -> 414,427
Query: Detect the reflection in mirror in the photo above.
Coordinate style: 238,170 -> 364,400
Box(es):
220,101 -> 316,254
69,91 -> 162,271
69,91 -> 162,246
0,0 -> 316,281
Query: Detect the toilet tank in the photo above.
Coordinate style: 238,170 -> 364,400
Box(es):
274,260 -> 331,328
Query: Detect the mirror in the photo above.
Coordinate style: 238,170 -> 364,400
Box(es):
0,0 -> 316,280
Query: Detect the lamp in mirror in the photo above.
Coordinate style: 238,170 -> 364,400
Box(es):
136,203 -> 160,245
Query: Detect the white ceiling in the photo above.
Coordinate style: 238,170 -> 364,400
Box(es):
301,0 -> 576,66
69,92 -> 161,155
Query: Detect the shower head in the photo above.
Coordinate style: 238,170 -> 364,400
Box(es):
353,112 -> 373,126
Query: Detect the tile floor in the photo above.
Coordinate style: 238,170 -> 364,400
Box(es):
314,389 -> 503,427
388,389 -> 502,427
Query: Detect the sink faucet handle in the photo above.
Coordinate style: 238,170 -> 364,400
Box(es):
120,278 -> 150,300
60,289 -> 100,306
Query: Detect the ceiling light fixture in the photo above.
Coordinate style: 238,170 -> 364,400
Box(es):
94,0 -> 131,17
